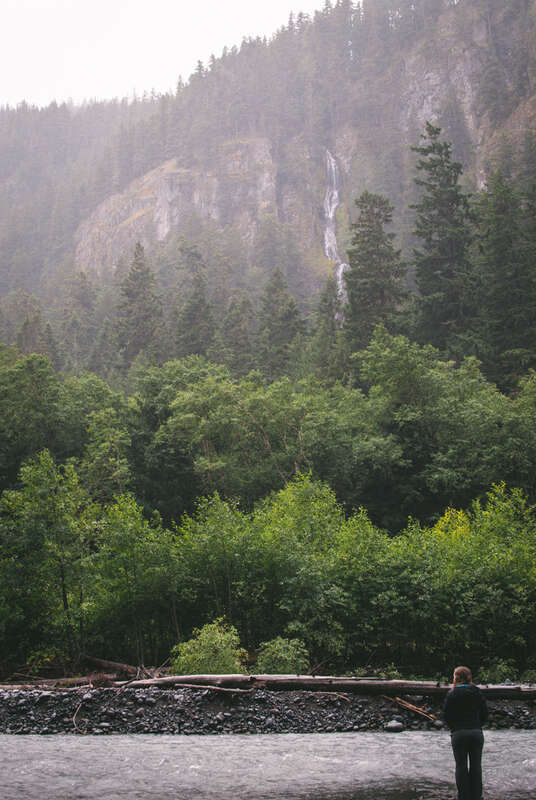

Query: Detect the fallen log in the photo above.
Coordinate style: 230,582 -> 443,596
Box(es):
120,674 -> 447,691
2,674 -> 535,699
113,674 -> 536,698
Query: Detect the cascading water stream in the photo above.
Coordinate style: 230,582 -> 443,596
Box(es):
323,150 -> 349,306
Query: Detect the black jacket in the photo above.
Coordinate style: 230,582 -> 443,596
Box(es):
443,684 -> 488,732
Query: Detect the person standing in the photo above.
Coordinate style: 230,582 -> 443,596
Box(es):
443,666 -> 488,800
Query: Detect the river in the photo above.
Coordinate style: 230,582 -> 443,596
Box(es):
1,730 -> 534,799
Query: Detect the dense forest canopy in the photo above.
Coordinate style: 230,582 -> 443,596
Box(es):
1,0 -> 536,679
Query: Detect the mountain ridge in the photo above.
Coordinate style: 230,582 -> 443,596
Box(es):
72,0 -> 536,289
1,0 -> 535,299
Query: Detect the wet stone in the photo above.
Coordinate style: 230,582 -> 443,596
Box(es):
0,687 -> 534,736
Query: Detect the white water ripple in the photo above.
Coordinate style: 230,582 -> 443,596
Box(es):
0,730 -> 534,799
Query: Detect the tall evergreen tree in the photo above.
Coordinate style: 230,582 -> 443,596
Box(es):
308,278 -> 345,382
474,172 -> 536,388
15,309 -> 45,356
343,190 -> 406,353
116,242 -> 163,368
176,270 -> 215,358
89,317 -> 122,378
411,122 -> 474,351
256,269 -> 303,381
217,293 -> 255,377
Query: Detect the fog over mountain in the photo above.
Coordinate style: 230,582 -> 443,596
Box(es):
2,1 -> 534,298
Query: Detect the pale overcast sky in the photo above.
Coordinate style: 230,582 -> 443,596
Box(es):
2,0 -> 325,108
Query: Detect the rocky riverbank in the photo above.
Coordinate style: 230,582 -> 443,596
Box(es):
1,687 -> 535,735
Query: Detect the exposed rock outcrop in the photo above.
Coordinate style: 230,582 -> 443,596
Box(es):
73,2 -> 536,281
75,138 -> 279,275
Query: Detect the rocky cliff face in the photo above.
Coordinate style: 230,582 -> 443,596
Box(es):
74,2 -> 535,281
75,138 -> 281,275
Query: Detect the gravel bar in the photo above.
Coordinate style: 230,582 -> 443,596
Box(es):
1,687 -> 536,735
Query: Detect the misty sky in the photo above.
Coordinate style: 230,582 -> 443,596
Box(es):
2,0 -> 325,108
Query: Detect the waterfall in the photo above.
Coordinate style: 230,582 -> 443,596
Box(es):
323,149 -> 348,306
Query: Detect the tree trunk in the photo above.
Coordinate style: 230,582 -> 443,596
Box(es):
114,674 -> 536,698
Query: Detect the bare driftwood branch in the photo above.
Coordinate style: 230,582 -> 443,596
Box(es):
72,701 -> 87,733
165,683 -> 255,694
314,691 -> 351,702
383,694 -> 437,721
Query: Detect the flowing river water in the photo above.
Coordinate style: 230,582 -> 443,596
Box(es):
1,731 -> 534,799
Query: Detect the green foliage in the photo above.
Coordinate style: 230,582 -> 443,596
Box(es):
25,647 -> 70,677
115,243 -> 164,369
354,326 -> 533,528
369,664 -> 403,680
256,269 -> 303,381
215,293 -> 255,377
153,371 -> 315,508
92,493 -> 181,665
411,122 -> 474,351
256,637 -> 309,674
472,172 -> 536,388
79,408 -> 131,501
176,269 -> 215,359
170,619 -> 247,675
173,493 -> 257,639
55,372 -> 123,461
478,658 -> 518,685
0,450 -> 98,663
1,454 -> 536,677
0,353 -> 60,490
307,278 -> 346,383
344,190 -> 406,353
1,7 -> 536,681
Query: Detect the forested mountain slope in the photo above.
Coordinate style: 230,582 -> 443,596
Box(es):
2,1 -> 536,677
1,0 -> 535,301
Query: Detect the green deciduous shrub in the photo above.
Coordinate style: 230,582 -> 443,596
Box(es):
169,619 -> 247,675
255,636 -> 310,674
478,658 -> 518,684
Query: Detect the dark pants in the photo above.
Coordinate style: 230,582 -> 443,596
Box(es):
451,728 -> 484,800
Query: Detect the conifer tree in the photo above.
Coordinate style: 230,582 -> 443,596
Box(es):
343,190 -> 406,353
474,172 -> 536,388
89,317 -> 122,377
308,278 -> 345,382
14,307 -> 60,369
43,322 -> 61,371
55,271 -> 98,373
15,310 -> 45,356
256,269 -> 303,381
217,293 -> 255,377
176,270 -> 215,358
116,242 -> 163,368
411,122 -> 474,351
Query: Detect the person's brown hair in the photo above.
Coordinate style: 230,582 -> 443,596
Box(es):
453,666 -> 472,686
